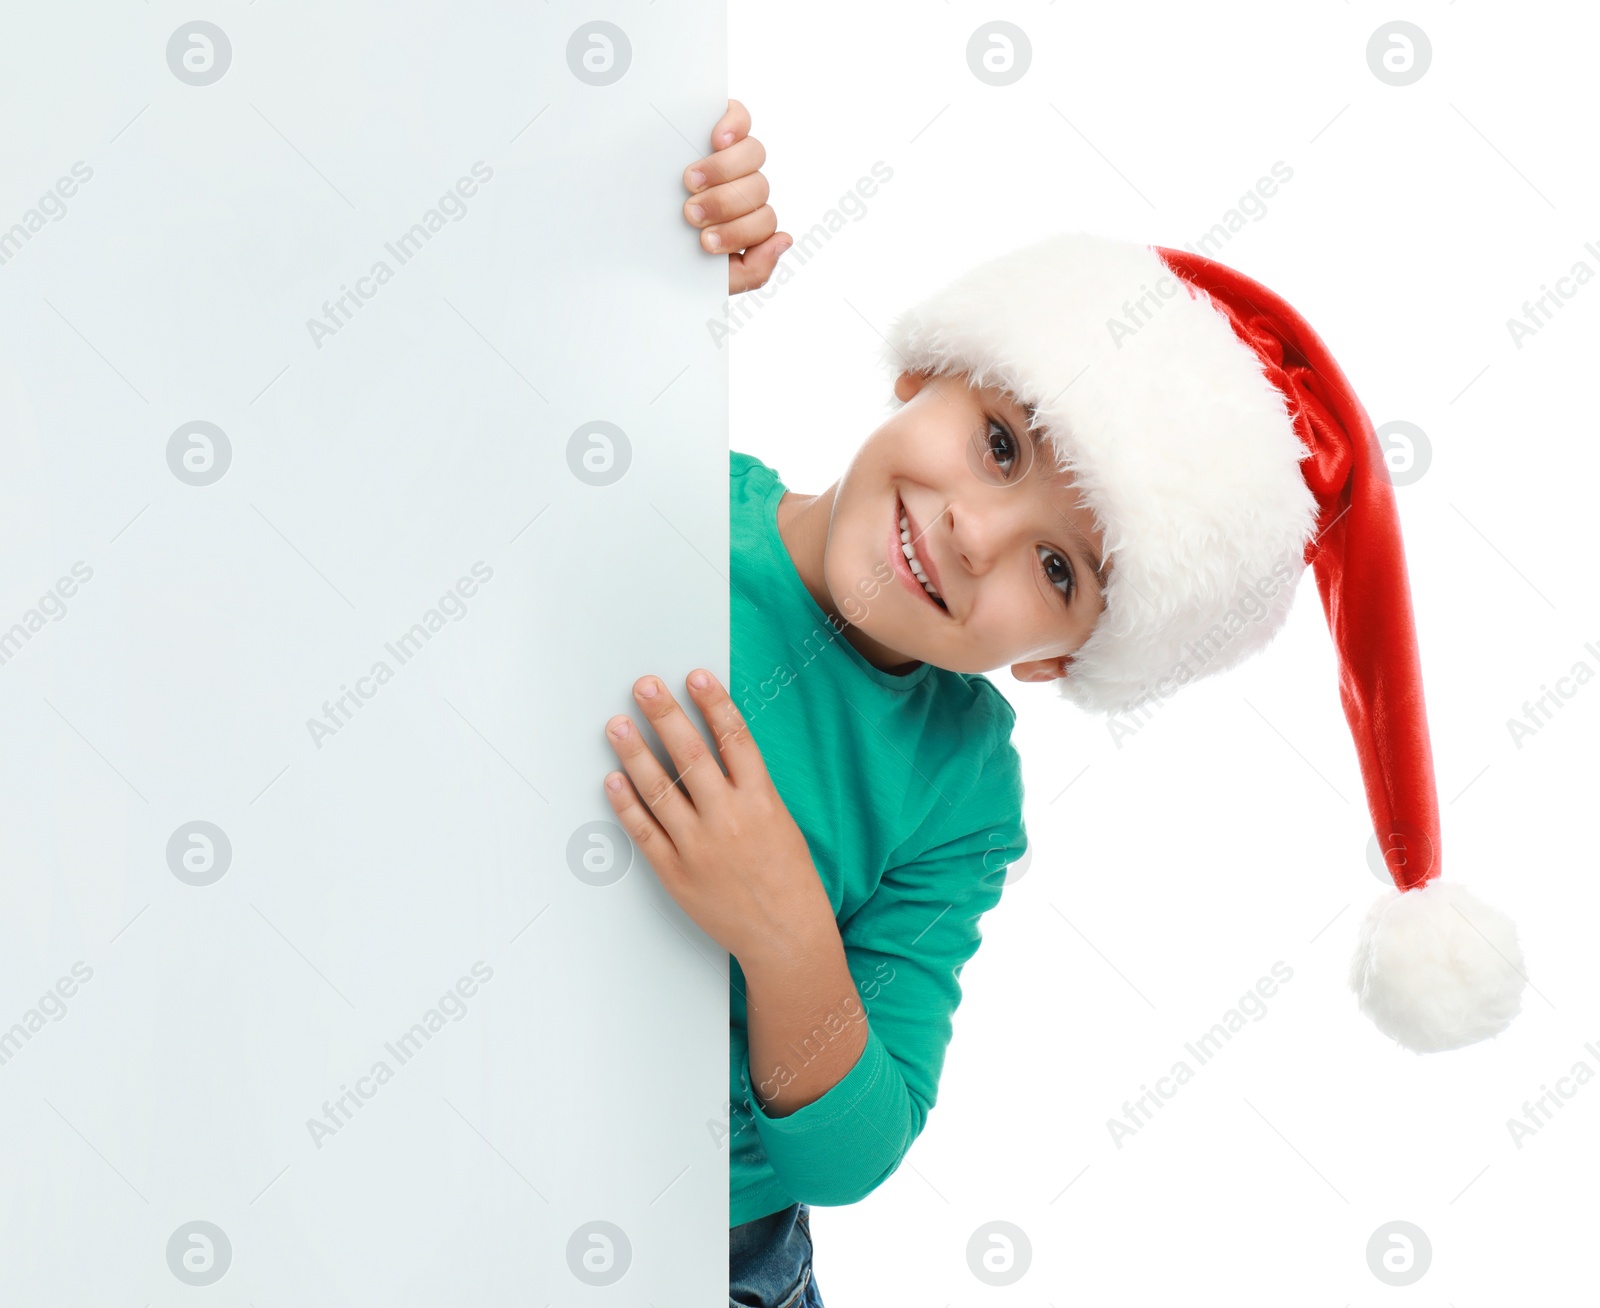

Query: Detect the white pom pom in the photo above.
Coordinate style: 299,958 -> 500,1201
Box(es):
1348,879 -> 1526,1053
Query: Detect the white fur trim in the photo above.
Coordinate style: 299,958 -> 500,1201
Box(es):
881,231 -> 1321,715
1348,879 -> 1527,1053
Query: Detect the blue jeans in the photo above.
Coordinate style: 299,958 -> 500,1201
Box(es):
729,1202 -> 823,1307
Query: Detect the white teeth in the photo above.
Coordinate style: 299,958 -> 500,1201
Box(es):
898,511 -> 943,603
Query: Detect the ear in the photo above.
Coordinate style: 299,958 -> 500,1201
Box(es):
893,369 -> 934,404
1010,655 -> 1071,683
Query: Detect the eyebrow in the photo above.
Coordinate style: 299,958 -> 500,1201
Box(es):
1018,416 -> 1110,605
1065,520 -> 1110,605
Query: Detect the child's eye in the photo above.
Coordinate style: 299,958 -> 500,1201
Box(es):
1039,545 -> 1075,606
983,417 -> 1019,475
982,416 -> 1076,606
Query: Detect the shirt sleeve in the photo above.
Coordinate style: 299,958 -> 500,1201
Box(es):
745,730 -> 1027,1207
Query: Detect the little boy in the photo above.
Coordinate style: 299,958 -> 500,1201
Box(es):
603,104 -> 1044,1307
603,101 -> 1525,1308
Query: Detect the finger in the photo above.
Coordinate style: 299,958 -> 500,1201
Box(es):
684,170 -> 770,230
628,675 -> 729,814
605,706 -> 698,840
729,231 -> 792,295
684,134 -> 766,197
602,767 -> 681,882
710,97 -> 751,153
684,669 -> 767,790
699,205 -> 777,257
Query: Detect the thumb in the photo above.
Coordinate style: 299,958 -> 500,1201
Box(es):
730,232 -> 791,295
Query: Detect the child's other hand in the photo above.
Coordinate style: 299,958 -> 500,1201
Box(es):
684,99 -> 791,295
602,670 -> 832,965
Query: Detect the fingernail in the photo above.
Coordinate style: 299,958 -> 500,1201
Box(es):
689,670 -> 709,690
605,773 -> 624,791
688,169 -> 705,188
705,232 -> 720,251
639,679 -> 659,698
610,719 -> 630,738
720,131 -> 735,146
687,203 -> 704,222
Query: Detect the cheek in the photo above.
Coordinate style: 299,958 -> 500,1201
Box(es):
824,535 -> 887,626
990,584 -> 1074,658
860,552 -> 901,622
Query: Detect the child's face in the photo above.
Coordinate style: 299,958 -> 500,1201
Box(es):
825,370 -> 1107,681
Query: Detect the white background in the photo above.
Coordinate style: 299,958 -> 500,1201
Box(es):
729,1 -> 1597,1303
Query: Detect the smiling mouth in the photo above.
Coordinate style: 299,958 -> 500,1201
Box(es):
894,493 -> 948,612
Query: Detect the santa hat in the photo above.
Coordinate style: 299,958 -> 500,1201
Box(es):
880,231 -> 1527,1054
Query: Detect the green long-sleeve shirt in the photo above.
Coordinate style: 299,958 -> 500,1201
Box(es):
727,450 -> 1028,1227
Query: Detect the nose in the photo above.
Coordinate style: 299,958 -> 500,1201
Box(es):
948,491 -> 1029,576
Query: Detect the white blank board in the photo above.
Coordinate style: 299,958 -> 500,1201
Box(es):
0,2 -> 728,1301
